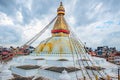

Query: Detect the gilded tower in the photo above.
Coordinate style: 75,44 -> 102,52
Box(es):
36,2 -> 74,54
51,2 -> 70,37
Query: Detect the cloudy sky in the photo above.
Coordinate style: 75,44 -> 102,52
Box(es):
0,0 -> 120,50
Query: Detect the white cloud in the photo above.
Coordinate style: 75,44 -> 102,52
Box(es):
94,3 -> 103,11
67,16 -> 76,25
16,11 -> 23,23
0,12 -> 14,25
87,2 -> 103,20
21,16 -> 52,46
74,20 -> 120,49
16,0 -> 32,11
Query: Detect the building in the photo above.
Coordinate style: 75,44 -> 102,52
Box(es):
95,46 -> 116,57
107,52 -> 120,65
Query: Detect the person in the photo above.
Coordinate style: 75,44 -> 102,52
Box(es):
0,54 -> 2,63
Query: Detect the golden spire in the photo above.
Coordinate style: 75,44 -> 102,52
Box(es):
51,2 -> 70,37
57,2 -> 65,15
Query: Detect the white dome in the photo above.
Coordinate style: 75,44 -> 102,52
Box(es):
36,37 -> 84,55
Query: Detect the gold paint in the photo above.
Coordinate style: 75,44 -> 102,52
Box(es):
52,33 -> 69,37
52,16 -> 69,31
69,39 -> 74,53
60,46 -> 63,53
107,75 -> 110,80
57,12 -> 65,15
52,2 -> 70,37
95,75 -> 98,80
46,43 -> 53,53
38,44 -> 45,53
60,46 -> 63,57
36,37 -> 77,55
57,2 -> 65,15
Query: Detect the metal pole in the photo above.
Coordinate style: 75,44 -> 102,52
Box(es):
84,76 -> 86,80
95,75 -> 98,80
107,75 -> 110,80
118,67 -> 120,80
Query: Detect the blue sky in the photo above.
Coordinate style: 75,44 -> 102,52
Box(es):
0,0 -> 120,50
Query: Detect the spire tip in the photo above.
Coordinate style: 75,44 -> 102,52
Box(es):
57,1 -> 65,15
60,2 -> 63,6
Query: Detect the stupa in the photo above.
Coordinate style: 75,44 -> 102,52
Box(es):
35,2 -> 81,58
6,2 -> 118,80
